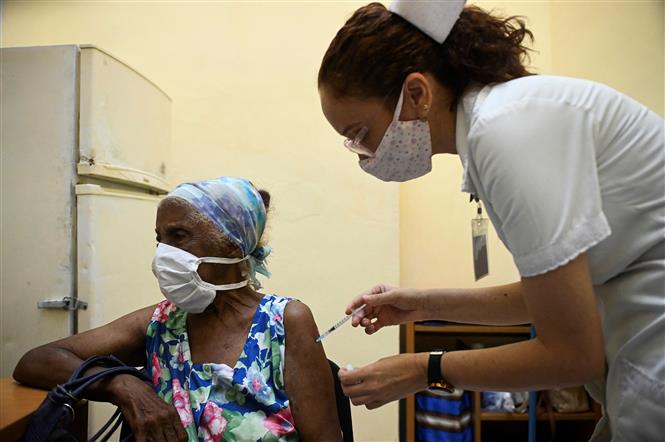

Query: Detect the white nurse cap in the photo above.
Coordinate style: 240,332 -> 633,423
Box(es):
389,0 -> 467,44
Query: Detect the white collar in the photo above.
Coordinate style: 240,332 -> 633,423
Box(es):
455,84 -> 487,195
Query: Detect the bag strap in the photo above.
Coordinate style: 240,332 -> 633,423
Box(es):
23,356 -> 149,442
68,366 -> 150,400
89,408 -> 122,442
68,355 -> 127,383
60,355 -> 149,400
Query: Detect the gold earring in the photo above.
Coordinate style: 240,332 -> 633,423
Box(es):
419,105 -> 429,121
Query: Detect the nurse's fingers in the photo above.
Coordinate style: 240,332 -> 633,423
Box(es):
347,284 -> 396,327
364,318 -> 383,335
338,366 -> 364,386
341,382 -> 369,400
358,313 -> 393,334
351,305 -> 381,327
350,395 -> 373,407
345,292 -> 370,315
340,379 -> 375,404
345,284 -> 393,314
366,400 -> 386,410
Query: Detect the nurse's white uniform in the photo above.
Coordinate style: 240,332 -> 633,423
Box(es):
455,75 -> 664,441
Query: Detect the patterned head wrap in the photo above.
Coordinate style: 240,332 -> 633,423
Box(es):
168,176 -> 271,288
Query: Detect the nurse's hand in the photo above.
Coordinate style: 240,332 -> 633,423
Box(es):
346,284 -> 425,334
338,353 -> 428,409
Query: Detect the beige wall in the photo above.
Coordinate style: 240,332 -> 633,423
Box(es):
1,1 -> 399,440
551,1 -> 664,117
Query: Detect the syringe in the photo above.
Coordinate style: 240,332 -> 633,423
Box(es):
315,304 -> 367,343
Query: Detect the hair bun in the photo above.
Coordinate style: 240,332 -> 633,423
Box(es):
258,189 -> 271,210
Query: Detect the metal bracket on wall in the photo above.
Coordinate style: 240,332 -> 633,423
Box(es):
37,297 -> 88,311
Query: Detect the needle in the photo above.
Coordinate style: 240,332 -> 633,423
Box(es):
315,304 -> 367,343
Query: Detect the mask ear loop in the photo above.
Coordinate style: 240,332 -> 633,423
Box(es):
393,83 -> 407,123
194,276 -> 249,291
361,84 -> 408,167
192,256 -> 250,290
196,256 -> 248,265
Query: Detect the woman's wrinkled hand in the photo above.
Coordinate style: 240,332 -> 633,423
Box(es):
109,374 -> 189,442
346,284 -> 425,334
338,353 -> 429,409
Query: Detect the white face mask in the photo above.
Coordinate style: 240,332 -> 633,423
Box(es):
359,85 -> 433,182
152,243 -> 249,313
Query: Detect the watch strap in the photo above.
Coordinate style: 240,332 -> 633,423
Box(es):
427,350 -> 445,384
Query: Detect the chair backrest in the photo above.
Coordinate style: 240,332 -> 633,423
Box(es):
328,359 -> 354,442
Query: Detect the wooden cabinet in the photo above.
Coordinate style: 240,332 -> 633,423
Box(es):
400,322 -> 601,441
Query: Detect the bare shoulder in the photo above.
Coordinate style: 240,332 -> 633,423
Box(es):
127,303 -> 158,320
107,303 -> 158,334
284,299 -> 314,322
283,299 -> 318,334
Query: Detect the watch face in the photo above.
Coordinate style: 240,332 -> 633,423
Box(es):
428,382 -> 454,394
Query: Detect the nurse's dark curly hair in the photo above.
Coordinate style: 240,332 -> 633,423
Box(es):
318,2 -> 534,106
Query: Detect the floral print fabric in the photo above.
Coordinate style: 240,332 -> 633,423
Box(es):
146,295 -> 299,442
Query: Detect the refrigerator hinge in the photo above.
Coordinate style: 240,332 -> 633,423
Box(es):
38,297 -> 88,311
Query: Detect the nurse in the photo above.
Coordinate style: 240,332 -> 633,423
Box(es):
318,1 -> 664,440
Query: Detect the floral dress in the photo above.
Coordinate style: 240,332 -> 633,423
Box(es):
145,294 -> 299,442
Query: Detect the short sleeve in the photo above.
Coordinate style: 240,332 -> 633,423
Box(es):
468,99 -> 611,277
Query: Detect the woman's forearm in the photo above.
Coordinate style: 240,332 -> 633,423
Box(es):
419,282 -> 530,325
437,255 -> 604,390
13,345 -> 127,403
441,337 -> 603,391
14,308 -> 153,405
14,345 -> 83,389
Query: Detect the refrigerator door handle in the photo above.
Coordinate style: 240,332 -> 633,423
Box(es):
37,297 -> 88,311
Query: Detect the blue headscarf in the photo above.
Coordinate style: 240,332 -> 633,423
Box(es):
169,177 -> 271,288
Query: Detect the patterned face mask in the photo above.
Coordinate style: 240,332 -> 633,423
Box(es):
359,84 -> 433,182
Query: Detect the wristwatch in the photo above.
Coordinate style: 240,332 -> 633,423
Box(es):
427,350 -> 455,393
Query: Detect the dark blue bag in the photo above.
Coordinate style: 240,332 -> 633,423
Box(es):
21,355 -> 150,442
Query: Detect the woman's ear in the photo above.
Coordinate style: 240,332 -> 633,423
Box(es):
402,72 -> 433,121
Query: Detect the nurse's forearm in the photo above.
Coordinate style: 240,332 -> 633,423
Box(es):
419,282 -> 530,325
441,337 -> 600,391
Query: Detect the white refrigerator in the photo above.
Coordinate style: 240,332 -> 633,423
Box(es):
1,44 -> 172,431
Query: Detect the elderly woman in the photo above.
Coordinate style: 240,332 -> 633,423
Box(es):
14,177 -> 342,442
